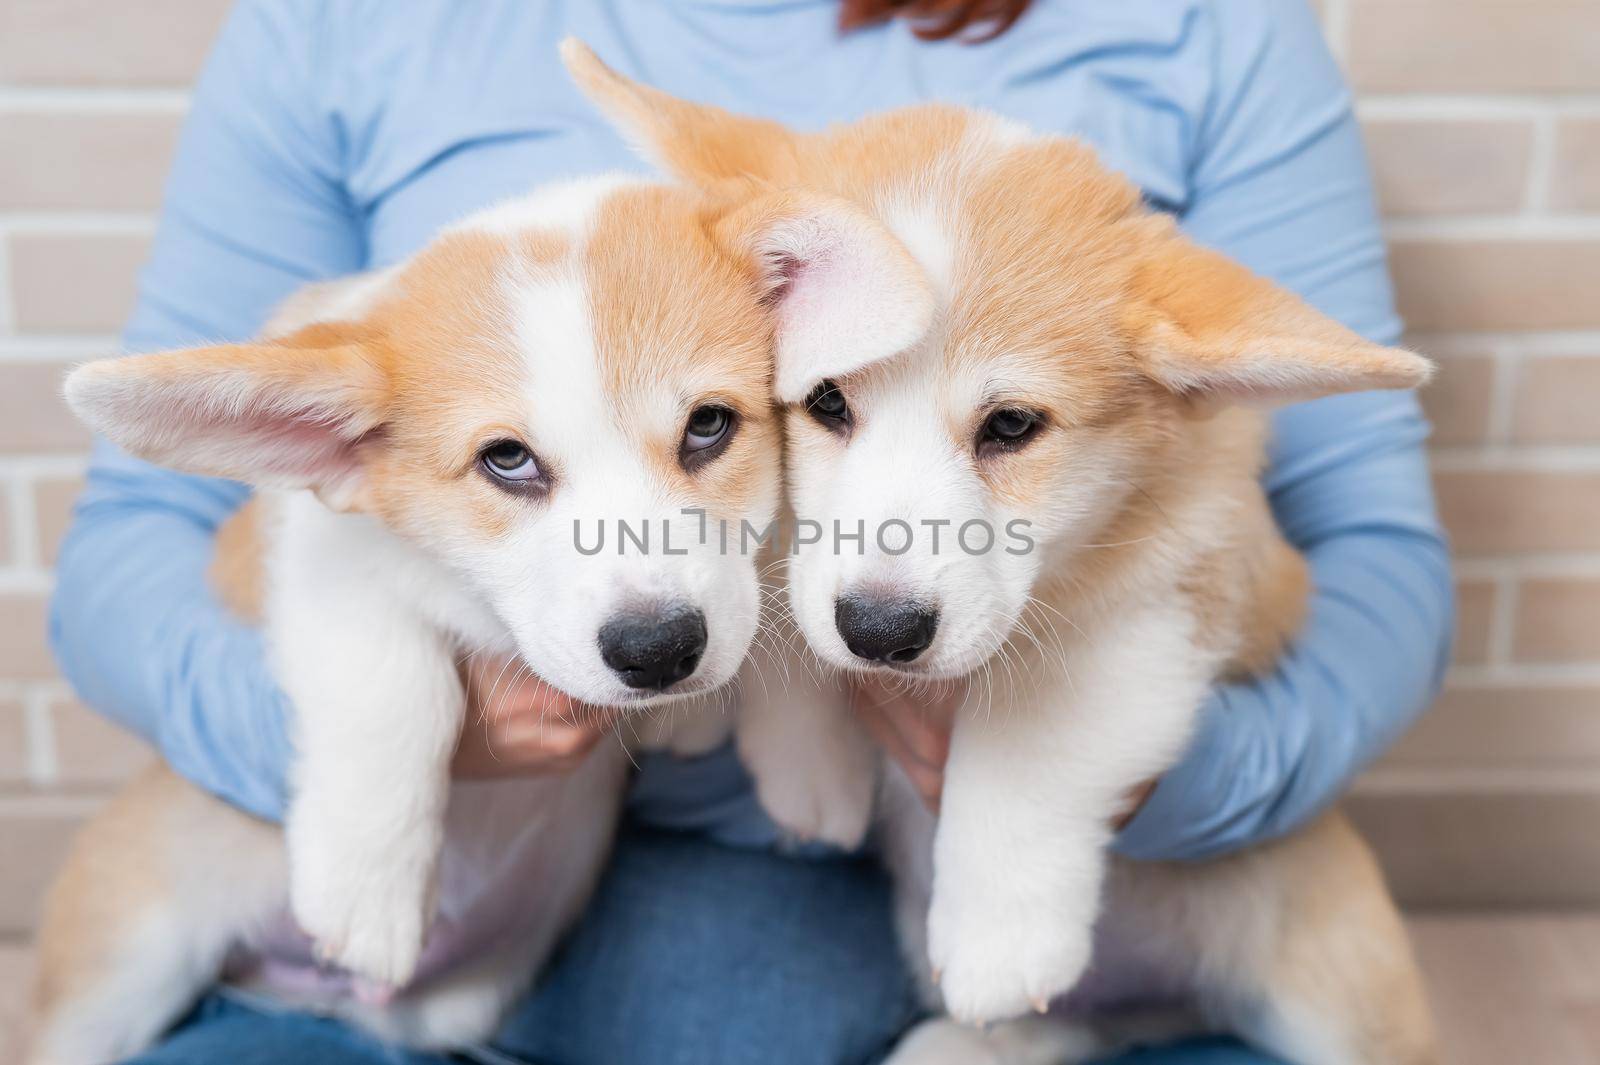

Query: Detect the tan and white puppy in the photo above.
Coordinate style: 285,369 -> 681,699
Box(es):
30,171 -> 920,1063
565,42 -> 1441,1065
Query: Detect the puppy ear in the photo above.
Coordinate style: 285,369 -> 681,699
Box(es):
65,326 -> 388,507
1123,226 -> 1433,406
713,190 -> 936,403
560,37 -> 799,187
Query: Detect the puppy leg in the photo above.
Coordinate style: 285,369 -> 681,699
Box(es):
378,747 -> 632,1049
31,766 -> 285,1065
735,564 -> 878,849
275,576 -> 464,989
928,604 -> 1209,1024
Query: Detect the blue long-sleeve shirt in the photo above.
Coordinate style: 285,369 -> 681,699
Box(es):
49,0 -> 1452,860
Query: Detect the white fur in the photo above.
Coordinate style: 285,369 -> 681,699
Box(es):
879,197 -> 956,300
775,274 -> 1238,1049
261,181 -> 770,987
461,271 -> 766,708
36,172 -> 848,1061
784,353 -> 1076,682
771,116 -> 1416,1061
928,604 -> 1209,1020
733,558 -> 880,848
272,491 -> 480,986
537,49 -> 1436,1065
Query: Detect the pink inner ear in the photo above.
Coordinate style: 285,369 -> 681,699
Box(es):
160,396 -> 370,486
761,252 -> 806,307
776,237 -> 895,352
248,411 -> 368,482
752,197 -> 935,403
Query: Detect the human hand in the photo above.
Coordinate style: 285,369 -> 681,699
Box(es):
851,676 -> 957,812
453,652 -> 618,777
850,675 -> 1156,824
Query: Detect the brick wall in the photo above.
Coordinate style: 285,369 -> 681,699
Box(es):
0,0 -> 1596,933
0,0 -> 231,942
1320,0 -> 1600,906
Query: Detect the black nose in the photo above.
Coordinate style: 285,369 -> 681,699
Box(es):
835,595 -> 938,665
598,607 -> 708,691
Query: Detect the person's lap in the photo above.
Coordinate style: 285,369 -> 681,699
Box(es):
120,824 -> 1285,1065
122,998 -> 1280,1065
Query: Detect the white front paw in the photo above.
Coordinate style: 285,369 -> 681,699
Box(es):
289,822 -> 436,988
736,672 -> 879,849
926,873 -> 1094,1025
752,744 -> 876,849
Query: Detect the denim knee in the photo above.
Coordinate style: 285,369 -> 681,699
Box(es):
493,824 -> 921,1065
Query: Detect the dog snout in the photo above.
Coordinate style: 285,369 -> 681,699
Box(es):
598,606 -> 708,691
834,594 -> 938,665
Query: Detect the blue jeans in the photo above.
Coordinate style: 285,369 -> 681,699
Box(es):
122,825 -> 1284,1065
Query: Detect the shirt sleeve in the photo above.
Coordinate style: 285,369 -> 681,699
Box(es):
48,0 -> 361,821
1114,0 -> 1454,860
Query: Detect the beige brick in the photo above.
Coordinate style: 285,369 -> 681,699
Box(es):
0,363 -> 90,452
1390,240 -> 1600,332
1387,684 -> 1600,767
1349,1 -> 1600,92
0,594 -> 54,681
51,698 -> 150,787
1454,579 -> 1496,665
1434,470 -> 1600,555
0,0 -> 231,86
0,808 -> 84,934
1515,578 -> 1600,663
0,944 -> 33,1065
1551,118 -> 1600,211
0,698 -> 26,784
1349,787 -> 1600,907
1512,357 -> 1600,445
33,477 -> 83,568
0,112 -> 181,211
9,233 -> 150,334
1420,355 -> 1494,446
1364,120 -> 1533,217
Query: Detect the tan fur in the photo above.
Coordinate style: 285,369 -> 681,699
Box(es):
113,195 -> 787,557
560,41 -> 1439,1064
1107,813 -> 1437,1065
35,481 -> 282,1064
35,766 -> 277,997
33,765 -> 286,1065
209,498 -> 265,622
1228,537 -> 1312,679
584,185 -> 781,514
32,173 -> 811,1065
351,196 -> 780,547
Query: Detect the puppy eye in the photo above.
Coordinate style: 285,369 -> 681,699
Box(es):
977,408 -> 1044,456
479,439 -> 543,486
681,405 -> 738,470
684,405 -> 733,451
805,379 -> 849,429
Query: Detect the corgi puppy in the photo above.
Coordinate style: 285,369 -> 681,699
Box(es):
565,42 -> 1441,1065
30,168 -> 918,1063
